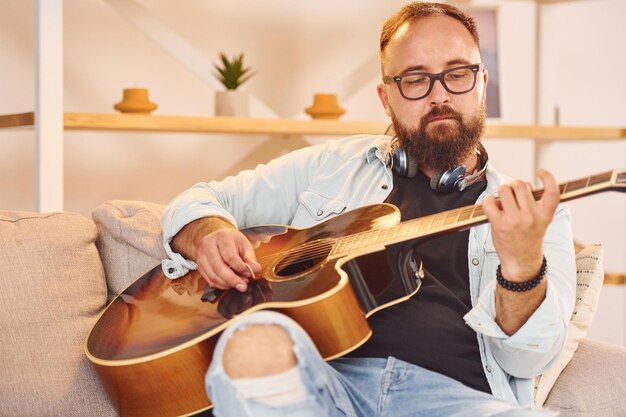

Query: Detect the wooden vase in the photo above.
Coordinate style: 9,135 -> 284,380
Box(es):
114,88 -> 158,114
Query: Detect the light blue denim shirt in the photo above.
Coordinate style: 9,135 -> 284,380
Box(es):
161,134 -> 576,406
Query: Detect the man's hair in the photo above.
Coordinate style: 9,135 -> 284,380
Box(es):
380,2 -> 480,56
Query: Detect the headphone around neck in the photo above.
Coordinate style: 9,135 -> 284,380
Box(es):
389,137 -> 489,194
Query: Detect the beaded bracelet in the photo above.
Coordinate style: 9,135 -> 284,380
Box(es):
496,256 -> 547,292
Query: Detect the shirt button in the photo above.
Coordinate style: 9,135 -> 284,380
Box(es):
382,184 -> 389,190
472,258 -> 480,266
317,210 -> 324,216
167,267 -> 175,274
486,365 -> 492,373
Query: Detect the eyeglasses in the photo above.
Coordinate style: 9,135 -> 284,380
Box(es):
382,63 -> 484,100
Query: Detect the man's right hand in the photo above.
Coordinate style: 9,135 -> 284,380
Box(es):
171,217 -> 262,293
195,228 -> 262,292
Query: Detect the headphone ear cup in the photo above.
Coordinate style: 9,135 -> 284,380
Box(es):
392,144 -> 420,178
404,155 -> 419,178
430,170 -> 444,191
431,166 -> 467,193
390,140 -> 419,178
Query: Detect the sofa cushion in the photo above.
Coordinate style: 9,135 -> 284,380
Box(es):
535,244 -> 605,406
92,200 -> 166,299
543,339 -> 626,416
0,211 -> 115,416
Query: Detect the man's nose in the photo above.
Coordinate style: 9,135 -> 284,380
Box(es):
428,79 -> 450,105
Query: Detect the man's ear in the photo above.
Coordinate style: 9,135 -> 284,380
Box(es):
482,68 -> 489,96
377,83 -> 393,117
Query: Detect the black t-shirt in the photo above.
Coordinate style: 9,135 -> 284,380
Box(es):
345,170 -> 491,394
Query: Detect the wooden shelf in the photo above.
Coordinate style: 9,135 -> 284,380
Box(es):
1,112 -> 625,140
0,112 -> 35,129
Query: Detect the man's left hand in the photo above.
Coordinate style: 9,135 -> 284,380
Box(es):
482,169 -> 561,281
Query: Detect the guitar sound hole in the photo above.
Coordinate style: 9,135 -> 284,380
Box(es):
273,239 -> 333,280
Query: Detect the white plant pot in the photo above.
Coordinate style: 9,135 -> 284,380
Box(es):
215,90 -> 249,117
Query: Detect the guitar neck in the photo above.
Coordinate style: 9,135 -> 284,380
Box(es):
330,169 -> 625,257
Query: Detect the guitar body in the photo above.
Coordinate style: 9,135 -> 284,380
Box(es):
86,203 -> 423,417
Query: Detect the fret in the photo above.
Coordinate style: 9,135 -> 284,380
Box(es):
425,214 -> 436,231
338,237 -> 350,253
472,204 -> 484,218
332,238 -> 345,255
375,228 -> 385,243
589,172 -> 612,186
390,225 -> 400,240
458,206 -> 473,222
414,219 -> 423,234
444,210 -> 458,226
565,178 -> 589,192
367,228 -> 381,245
433,213 -> 447,229
561,181 -> 568,195
356,233 -> 367,249
344,233 -> 357,252
398,222 -> 411,237
380,229 -> 389,242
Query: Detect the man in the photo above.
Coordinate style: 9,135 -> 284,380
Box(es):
161,2 -> 576,416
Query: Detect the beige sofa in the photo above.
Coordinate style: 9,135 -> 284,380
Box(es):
1,200 -> 625,417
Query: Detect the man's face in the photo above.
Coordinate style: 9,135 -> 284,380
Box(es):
377,15 -> 488,171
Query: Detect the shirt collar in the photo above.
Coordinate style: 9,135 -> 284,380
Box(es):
366,136 -> 394,164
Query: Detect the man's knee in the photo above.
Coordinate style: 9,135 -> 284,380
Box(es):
222,324 -> 297,378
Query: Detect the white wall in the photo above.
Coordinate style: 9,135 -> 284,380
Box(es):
535,0 -> 626,346
0,0 -> 624,344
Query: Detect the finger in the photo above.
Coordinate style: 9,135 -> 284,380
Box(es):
239,238 -> 262,274
537,168 -> 560,215
195,251 -> 216,287
213,260 -> 249,291
205,243 -> 249,291
510,180 -> 539,216
217,237 -> 258,278
243,263 -> 255,280
481,194 -> 502,221
496,183 -> 520,214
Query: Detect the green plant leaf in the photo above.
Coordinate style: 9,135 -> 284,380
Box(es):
213,51 -> 255,90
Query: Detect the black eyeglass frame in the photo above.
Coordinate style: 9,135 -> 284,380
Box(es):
382,63 -> 484,101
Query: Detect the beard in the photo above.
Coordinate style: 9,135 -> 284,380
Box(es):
391,98 -> 486,171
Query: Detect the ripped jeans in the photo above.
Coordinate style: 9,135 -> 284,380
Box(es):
205,311 -> 557,417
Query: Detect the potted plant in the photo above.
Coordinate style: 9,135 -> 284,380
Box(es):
213,52 -> 255,116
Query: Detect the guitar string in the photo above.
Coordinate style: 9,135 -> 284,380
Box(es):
253,204 -> 486,265
251,175 -> 606,268
255,204 -> 480,263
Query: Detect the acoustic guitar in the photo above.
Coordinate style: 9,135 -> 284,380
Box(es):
85,169 -> 626,417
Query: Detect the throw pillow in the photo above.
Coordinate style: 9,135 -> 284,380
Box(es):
92,200 -> 166,300
534,244 -> 604,406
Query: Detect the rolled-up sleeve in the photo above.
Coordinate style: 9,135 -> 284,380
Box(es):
464,204 -> 576,378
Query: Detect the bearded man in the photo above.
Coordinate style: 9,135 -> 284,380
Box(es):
161,2 -> 576,416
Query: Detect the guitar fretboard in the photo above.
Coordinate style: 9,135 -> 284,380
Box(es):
330,169 -> 621,258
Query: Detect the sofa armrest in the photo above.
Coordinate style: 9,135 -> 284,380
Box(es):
544,338 -> 626,416
92,200 -> 166,300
